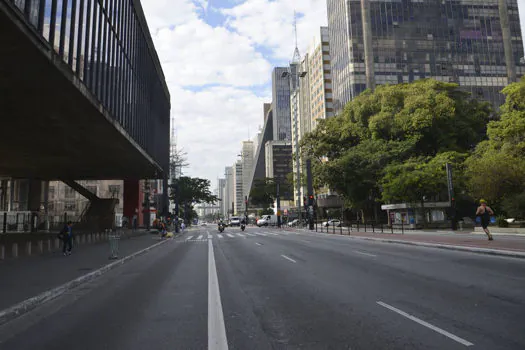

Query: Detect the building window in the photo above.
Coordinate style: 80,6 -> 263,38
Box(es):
64,201 -> 76,211
108,185 -> 121,198
65,187 -> 75,199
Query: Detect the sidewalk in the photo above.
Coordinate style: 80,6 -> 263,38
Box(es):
0,232 -> 165,312
287,227 -> 525,256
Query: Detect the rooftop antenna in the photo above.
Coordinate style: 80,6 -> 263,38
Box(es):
292,10 -> 301,63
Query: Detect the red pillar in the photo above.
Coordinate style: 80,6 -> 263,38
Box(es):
123,180 -> 140,225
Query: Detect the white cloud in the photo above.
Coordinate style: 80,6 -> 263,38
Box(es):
153,19 -> 272,87
141,0 -> 198,33
171,85 -> 269,181
221,0 -> 328,61
141,0 -> 327,186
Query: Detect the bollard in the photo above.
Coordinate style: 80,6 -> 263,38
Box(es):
364,222 -> 367,233
372,223 -> 375,233
38,240 -> 44,254
401,220 -> 404,234
0,245 -> 4,260
340,224 -> 343,235
26,241 -> 32,256
332,223 -> 335,234
12,243 -> 18,258
108,231 -> 120,259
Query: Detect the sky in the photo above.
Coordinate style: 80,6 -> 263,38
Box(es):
141,0 -> 525,189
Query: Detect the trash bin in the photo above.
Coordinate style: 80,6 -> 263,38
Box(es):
108,231 -> 120,259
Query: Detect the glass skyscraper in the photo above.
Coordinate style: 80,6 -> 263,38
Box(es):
327,0 -> 525,112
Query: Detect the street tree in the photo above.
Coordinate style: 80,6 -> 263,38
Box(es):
169,176 -> 219,223
466,76 -> 525,216
301,79 -> 492,219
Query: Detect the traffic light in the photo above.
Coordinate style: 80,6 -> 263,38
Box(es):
308,195 -> 314,206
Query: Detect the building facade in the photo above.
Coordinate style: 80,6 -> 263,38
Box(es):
271,67 -> 294,141
224,166 -> 234,218
327,0 -> 525,113
233,161 -> 244,215
265,141 -> 293,200
241,141 -> 255,202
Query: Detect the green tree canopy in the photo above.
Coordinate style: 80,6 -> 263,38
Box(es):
466,76 -> 525,216
301,79 -> 491,213
169,177 -> 219,222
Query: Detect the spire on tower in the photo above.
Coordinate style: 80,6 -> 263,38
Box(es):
291,10 -> 301,63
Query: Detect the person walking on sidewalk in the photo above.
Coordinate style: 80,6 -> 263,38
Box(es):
61,221 -> 73,255
476,199 -> 494,241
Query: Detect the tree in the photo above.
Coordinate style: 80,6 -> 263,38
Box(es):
249,178 -> 275,208
301,79 -> 491,218
466,76 -> 525,216
169,176 -> 219,223
381,152 -> 467,204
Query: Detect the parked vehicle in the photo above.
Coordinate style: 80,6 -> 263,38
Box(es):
322,219 -> 341,227
229,217 -> 241,226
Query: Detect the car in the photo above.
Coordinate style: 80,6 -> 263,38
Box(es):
229,217 -> 241,226
287,219 -> 299,227
322,219 -> 341,227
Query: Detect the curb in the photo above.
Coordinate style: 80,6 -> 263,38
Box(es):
0,238 -> 171,326
342,235 -> 525,259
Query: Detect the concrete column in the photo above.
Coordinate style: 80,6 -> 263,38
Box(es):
26,241 -> 31,255
361,0 -> 375,91
124,180 -> 140,229
38,240 -> 44,254
0,245 -> 4,260
499,0 -> 516,83
12,243 -> 18,258
28,179 -> 44,232
55,238 -> 60,249
47,239 -> 51,252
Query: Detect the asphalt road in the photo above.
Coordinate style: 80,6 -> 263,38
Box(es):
1,226 -> 524,350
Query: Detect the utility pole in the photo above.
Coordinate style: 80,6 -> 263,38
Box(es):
446,163 -> 457,230
306,158 -> 314,230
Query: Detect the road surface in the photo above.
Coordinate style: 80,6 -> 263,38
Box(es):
1,226 -> 524,349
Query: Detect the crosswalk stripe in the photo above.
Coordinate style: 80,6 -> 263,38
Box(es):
217,234 -> 223,239
236,233 -> 245,237
227,233 -> 235,238
245,233 -> 256,236
185,236 -> 193,240
255,232 -> 266,236
208,234 -> 212,239
197,235 -> 203,239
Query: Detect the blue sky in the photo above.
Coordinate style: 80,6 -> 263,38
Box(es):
141,0 -> 525,189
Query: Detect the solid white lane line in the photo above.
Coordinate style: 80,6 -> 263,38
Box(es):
281,255 -> 297,263
255,242 -> 262,246
226,233 -> 235,238
197,235 -> 203,240
217,234 -> 223,239
354,251 -> 377,257
208,239 -> 229,350
376,301 -> 473,347
185,236 -> 193,241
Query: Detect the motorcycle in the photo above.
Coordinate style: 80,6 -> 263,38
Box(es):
218,223 -> 225,233
240,223 -> 246,231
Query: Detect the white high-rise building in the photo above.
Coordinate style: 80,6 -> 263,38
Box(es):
224,166 -> 234,218
233,161 -> 243,215
241,141 -> 255,203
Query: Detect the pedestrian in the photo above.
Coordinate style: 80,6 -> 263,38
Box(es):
476,199 -> 494,241
181,222 -> 186,232
61,221 -> 73,255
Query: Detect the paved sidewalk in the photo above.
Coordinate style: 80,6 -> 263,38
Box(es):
0,233 -> 165,311
286,227 -> 525,255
